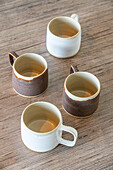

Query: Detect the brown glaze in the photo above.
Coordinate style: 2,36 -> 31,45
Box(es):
8,51 -> 48,97
12,69 -> 48,97
70,65 -> 79,74
8,51 -> 19,66
62,89 -> 100,117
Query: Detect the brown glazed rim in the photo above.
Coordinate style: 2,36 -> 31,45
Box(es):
13,53 -> 48,81
48,16 -> 81,40
21,102 -> 62,136
64,72 -> 101,101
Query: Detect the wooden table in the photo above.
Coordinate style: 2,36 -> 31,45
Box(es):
0,0 -> 113,169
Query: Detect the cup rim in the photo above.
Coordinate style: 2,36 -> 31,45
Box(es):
64,72 -> 100,101
21,101 -> 62,136
13,53 -> 48,81
47,16 -> 81,40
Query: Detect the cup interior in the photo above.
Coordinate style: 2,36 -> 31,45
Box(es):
23,102 -> 61,133
65,72 -> 100,100
49,17 -> 80,38
14,53 -> 47,78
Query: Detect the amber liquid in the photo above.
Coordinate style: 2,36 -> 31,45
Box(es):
58,35 -> 72,38
71,89 -> 93,97
21,67 -> 44,77
27,113 -> 59,133
28,119 -> 57,133
58,29 -> 78,38
22,71 -> 40,77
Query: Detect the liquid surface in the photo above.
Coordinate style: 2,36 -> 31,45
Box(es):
71,89 -> 93,97
58,34 -> 72,38
22,71 -> 40,77
28,119 -> 57,133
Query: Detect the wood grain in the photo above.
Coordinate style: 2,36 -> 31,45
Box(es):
0,0 -> 113,169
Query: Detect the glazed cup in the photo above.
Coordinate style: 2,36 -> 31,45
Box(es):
62,65 -> 101,117
46,14 -> 81,58
8,51 -> 48,97
21,102 -> 78,152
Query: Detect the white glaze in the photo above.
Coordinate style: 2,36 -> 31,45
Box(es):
46,14 -> 81,58
21,102 -> 78,152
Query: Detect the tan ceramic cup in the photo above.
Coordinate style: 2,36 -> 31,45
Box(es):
8,51 -> 48,97
62,65 -> 100,118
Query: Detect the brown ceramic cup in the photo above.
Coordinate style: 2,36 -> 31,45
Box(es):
62,65 -> 100,118
8,51 -> 48,97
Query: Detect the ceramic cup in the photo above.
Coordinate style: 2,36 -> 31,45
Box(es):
62,65 -> 100,117
8,51 -> 48,97
21,101 -> 78,152
46,14 -> 81,58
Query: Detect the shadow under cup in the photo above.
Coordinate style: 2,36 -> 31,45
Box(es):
63,72 -> 100,117
12,53 -> 48,97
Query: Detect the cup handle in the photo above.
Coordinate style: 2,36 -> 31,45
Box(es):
59,124 -> 78,147
8,51 -> 19,67
71,14 -> 79,22
70,65 -> 79,74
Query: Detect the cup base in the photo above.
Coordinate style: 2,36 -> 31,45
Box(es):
21,136 -> 59,152
62,105 -> 95,119
47,47 -> 80,59
13,87 -> 48,98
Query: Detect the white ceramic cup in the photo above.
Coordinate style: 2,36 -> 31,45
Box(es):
21,102 -> 78,152
46,14 -> 81,58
